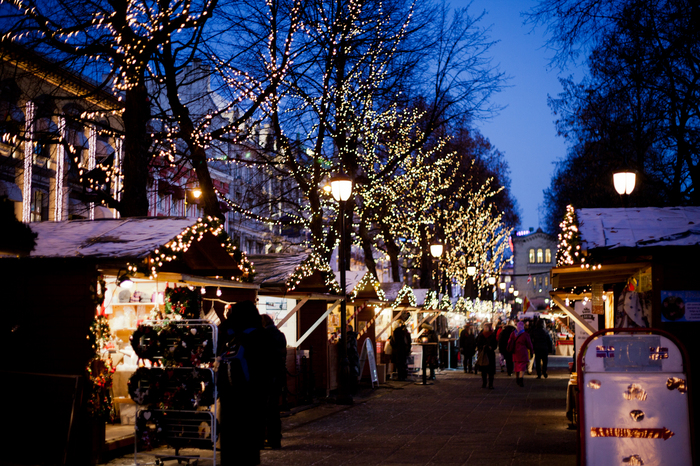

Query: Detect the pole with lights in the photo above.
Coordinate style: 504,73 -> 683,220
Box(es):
330,174 -> 353,404
430,242 -> 444,293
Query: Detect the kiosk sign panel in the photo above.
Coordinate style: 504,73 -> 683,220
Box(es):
580,332 -> 692,465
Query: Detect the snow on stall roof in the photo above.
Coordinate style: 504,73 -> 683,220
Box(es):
28,218 -> 196,259
577,207 -> 700,250
380,282 -> 406,302
247,253 -> 310,286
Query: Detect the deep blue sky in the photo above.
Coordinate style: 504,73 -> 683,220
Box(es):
455,0 -> 576,231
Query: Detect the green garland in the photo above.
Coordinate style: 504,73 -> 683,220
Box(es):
164,286 -> 202,319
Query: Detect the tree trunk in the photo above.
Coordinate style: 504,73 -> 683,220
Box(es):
120,83 -> 151,217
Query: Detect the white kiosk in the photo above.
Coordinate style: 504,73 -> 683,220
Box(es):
577,328 -> 694,466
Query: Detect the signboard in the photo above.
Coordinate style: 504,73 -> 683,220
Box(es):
580,331 -> 693,466
358,338 -> 378,387
574,301 -> 599,360
660,290 -> 700,322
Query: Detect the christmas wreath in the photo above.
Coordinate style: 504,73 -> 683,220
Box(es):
128,367 -> 163,405
135,409 -> 163,451
157,368 -> 215,410
164,286 -> 202,319
159,323 -> 190,367
131,325 -> 162,363
183,325 -> 215,366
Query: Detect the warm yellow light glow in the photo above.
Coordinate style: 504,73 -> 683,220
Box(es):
430,243 -> 443,258
613,171 -> 636,195
488,276 -> 496,285
499,282 -> 506,290
193,188 -> 202,198
467,265 -> 477,276
330,174 -> 353,202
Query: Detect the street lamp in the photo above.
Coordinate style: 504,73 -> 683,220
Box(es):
430,242 -> 443,293
613,170 -> 636,195
330,174 -> 353,404
467,265 -> 477,277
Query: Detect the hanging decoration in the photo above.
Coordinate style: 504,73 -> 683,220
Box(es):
164,286 -> 202,320
557,205 -> 582,266
286,253 -> 341,293
439,294 -> 452,311
392,285 -> 417,308
127,216 -> 255,282
349,272 -> 386,301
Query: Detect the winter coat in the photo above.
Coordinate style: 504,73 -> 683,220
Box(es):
459,329 -> 477,357
391,325 -> 412,364
531,327 -> 553,352
498,325 -> 516,354
475,330 -> 497,373
508,331 -> 534,372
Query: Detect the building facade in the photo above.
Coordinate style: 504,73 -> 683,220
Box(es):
512,228 -> 557,310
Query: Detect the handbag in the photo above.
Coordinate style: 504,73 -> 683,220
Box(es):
384,339 -> 393,355
476,347 -> 489,367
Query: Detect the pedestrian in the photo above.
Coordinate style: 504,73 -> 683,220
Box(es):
261,313 -> 287,449
508,321 -> 534,387
346,324 -> 360,393
526,320 -> 536,374
475,322 -> 497,389
531,319 -> 553,379
421,323 -> 439,380
218,300 -> 274,465
391,320 -> 412,381
459,323 -> 476,374
498,320 -> 516,376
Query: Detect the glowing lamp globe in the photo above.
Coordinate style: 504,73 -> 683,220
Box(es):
467,265 -> 477,276
330,174 -> 353,202
488,277 -> 496,286
430,243 -> 443,258
613,171 -> 636,195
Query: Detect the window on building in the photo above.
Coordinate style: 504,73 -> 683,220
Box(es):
545,248 -> 552,263
537,249 -> 543,263
30,189 -> 48,222
545,276 -> 549,287
529,248 -> 535,263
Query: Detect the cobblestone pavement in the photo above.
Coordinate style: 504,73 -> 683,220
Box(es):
100,365 -> 577,466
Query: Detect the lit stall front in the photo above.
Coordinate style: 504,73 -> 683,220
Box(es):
0,217 -> 257,464
374,284 -> 418,377
249,253 -> 341,400
549,207 -> 700,450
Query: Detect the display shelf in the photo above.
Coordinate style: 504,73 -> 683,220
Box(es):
109,302 -> 159,306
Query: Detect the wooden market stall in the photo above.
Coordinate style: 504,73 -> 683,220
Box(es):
549,207 -> 700,447
249,253 -> 341,399
0,217 -> 257,465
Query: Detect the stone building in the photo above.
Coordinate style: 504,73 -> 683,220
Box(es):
512,228 -> 557,310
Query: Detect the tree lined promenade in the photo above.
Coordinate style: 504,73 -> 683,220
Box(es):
101,364 -> 576,466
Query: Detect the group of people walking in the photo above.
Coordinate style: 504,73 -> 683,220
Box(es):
459,318 -> 553,388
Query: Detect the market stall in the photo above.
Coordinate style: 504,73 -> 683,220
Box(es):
249,253 -> 342,399
0,217 -> 257,464
549,206 -> 700,451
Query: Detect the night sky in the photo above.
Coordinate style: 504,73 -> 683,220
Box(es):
455,0 -> 582,231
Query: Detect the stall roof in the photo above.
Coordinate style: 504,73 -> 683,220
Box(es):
335,270 -> 385,301
28,218 -> 197,259
578,207 -> 700,250
380,283 -> 417,307
249,253 -> 340,296
25,218 -> 248,279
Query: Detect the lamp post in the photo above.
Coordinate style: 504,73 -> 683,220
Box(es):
330,174 -> 353,404
430,242 -> 443,293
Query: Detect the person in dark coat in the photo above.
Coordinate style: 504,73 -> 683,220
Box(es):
421,323 -> 439,380
218,301 -> 274,466
261,313 -> 287,449
498,321 -> 516,376
391,321 -> 411,381
459,323 -> 476,373
531,319 -> 553,379
346,325 -> 360,393
475,322 -> 498,389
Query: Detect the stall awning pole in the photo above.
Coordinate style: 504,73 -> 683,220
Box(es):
292,299 -> 341,347
550,293 -> 597,335
276,297 -> 309,328
376,306 -> 406,340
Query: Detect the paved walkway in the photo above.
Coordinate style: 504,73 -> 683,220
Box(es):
101,363 -> 577,466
